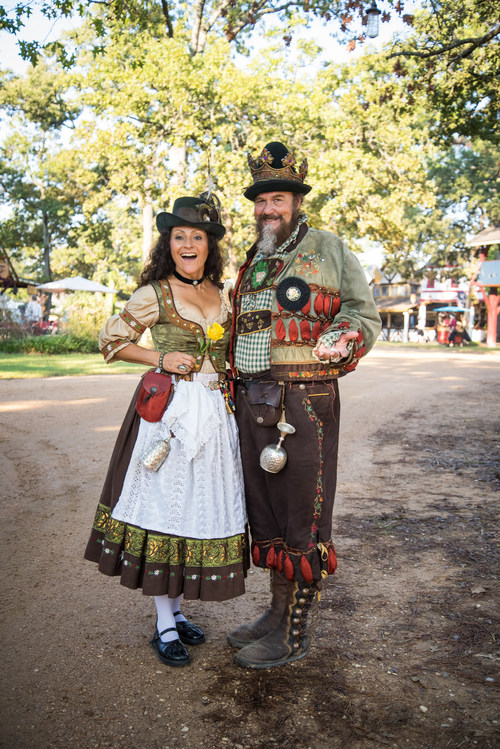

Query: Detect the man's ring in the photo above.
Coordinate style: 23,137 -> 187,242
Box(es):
178,364 -> 188,372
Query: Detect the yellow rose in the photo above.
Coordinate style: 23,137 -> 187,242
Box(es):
207,322 -> 224,342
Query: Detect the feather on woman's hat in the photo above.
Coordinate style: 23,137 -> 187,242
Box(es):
244,141 -> 311,201
156,193 -> 226,240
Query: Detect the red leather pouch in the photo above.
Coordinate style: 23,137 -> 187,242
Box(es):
135,371 -> 172,423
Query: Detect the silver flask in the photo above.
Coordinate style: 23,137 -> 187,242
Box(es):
141,438 -> 171,472
259,422 -> 296,473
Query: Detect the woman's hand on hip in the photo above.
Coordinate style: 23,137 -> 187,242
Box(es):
160,351 -> 196,374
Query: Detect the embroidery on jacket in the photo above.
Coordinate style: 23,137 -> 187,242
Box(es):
236,309 -> 272,335
295,248 -> 322,275
240,257 -> 284,294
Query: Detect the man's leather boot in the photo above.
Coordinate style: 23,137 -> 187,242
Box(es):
226,570 -> 288,648
233,580 -> 320,669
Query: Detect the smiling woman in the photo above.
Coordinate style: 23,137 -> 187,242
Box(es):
84,193 -> 249,670
170,227 -> 208,285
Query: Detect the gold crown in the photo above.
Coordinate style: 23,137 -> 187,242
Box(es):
247,146 -> 308,185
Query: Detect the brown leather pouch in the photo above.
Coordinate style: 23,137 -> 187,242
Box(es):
242,381 -> 283,427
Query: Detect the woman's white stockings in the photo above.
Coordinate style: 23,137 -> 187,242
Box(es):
154,595 -> 186,642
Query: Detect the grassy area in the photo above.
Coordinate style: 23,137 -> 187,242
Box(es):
0,353 -> 144,379
1,342 -> 495,379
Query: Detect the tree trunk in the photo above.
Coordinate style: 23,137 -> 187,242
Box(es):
190,0 -> 205,56
42,209 -> 52,281
224,209 -> 239,279
142,179 -> 154,265
171,142 -> 187,187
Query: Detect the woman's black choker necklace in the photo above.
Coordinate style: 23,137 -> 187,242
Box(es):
173,269 -> 205,287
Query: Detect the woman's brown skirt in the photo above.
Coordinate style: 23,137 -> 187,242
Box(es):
84,381 -> 249,601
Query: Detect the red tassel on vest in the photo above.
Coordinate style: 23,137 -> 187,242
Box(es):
323,295 -> 331,316
312,321 -> 322,341
277,550 -> 284,572
289,319 -> 299,342
314,293 -> 324,316
275,319 -> 286,340
300,320 -> 311,341
302,298 -> 311,315
300,555 -> 314,583
331,298 -> 341,316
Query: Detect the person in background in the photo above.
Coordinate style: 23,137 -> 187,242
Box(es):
24,295 -> 42,334
449,315 -> 471,346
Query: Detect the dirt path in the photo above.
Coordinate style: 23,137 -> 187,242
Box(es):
1,347 -> 499,749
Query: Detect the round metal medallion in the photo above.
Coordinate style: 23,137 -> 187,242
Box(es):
286,286 -> 301,302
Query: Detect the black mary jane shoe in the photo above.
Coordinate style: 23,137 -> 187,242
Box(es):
150,627 -> 190,667
174,611 -> 206,646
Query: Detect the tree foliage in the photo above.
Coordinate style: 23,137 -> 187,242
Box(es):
0,61 -> 141,287
389,0 -> 500,144
0,5 -> 497,292
1,0 -> 408,62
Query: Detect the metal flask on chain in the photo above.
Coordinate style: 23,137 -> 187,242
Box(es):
141,437 -> 171,472
259,422 -> 296,473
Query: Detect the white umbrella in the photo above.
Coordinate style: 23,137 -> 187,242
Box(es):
37,275 -> 116,294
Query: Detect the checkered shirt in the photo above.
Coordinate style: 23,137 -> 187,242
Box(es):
234,217 -> 310,374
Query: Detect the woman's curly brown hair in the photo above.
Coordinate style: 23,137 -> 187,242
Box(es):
138,228 -> 224,289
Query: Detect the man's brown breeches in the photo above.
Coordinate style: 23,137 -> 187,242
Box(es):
235,379 -> 340,583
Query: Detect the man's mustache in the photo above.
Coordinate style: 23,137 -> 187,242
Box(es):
258,214 -> 283,224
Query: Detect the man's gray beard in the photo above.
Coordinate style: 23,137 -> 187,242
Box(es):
256,224 -> 278,255
256,209 -> 301,255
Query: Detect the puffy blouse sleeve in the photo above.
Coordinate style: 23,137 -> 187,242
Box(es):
99,284 -> 160,363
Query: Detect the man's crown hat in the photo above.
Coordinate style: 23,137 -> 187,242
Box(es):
156,193 -> 225,240
244,141 -> 311,201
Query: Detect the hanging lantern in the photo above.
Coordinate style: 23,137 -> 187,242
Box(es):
366,2 -> 381,38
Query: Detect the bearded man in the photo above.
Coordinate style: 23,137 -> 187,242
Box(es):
228,141 -> 381,669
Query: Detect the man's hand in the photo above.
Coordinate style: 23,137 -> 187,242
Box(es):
312,330 -> 359,363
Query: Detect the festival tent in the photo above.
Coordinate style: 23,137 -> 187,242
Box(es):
37,276 -> 116,294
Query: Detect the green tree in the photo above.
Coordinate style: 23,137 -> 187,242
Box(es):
0,62 -> 140,288
1,0 -> 408,63
388,0 -> 500,144
0,63 -> 81,280
305,51 -> 441,276
70,18 -> 304,272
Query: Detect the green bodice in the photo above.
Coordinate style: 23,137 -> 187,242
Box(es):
150,280 -> 230,374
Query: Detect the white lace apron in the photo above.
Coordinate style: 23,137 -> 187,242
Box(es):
111,293 -> 246,539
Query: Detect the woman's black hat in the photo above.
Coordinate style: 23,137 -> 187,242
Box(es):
244,141 -> 312,201
156,193 -> 226,240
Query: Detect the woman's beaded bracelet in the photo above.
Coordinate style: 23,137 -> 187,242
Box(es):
158,352 -> 166,371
